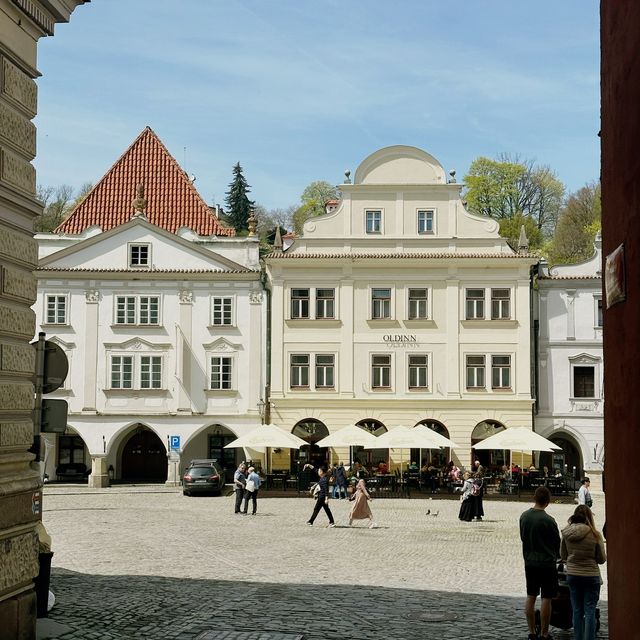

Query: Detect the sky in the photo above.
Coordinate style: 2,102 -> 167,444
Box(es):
35,1 -> 600,211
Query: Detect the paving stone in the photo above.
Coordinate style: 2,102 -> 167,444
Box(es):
41,487 -> 608,639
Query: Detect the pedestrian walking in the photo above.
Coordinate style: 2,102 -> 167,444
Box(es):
333,461 -> 348,499
242,466 -> 261,515
561,505 -> 606,640
520,486 -> 560,640
306,467 -> 335,527
577,477 -> 593,508
233,462 -> 247,514
348,478 -> 376,528
458,471 -> 474,522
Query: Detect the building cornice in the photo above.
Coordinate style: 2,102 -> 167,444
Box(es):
35,268 -> 260,281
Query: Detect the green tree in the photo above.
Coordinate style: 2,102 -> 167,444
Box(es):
224,162 -> 255,232
463,155 -> 564,237
548,182 -> 601,265
35,184 -> 74,232
498,213 -> 543,252
291,180 -> 339,234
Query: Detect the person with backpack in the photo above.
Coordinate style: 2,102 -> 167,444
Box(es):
333,461 -> 348,499
561,505 -> 606,640
471,471 -> 485,521
458,471 -> 474,521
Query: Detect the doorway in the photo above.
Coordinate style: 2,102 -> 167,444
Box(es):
121,427 -> 167,482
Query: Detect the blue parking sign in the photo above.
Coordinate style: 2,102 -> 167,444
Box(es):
169,435 -> 181,450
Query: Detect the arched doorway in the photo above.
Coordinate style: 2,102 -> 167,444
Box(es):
539,434 -> 583,482
121,426 -> 167,483
471,420 -> 507,470
413,419 -> 449,467
291,419 -> 330,471
180,424 -> 238,483
354,419 -> 388,469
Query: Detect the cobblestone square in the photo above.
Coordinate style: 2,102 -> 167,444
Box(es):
40,487 -> 608,639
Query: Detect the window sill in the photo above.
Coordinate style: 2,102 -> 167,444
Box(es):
104,388 -> 168,396
204,389 -> 238,397
110,324 -> 163,329
367,319 -> 400,327
285,319 -> 341,327
207,324 -> 237,330
408,388 -> 430,392
289,386 -> 310,391
404,319 -> 436,327
371,388 -> 393,392
465,387 -> 487,392
41,323 -> 71,328
491,388 -> 513,392
461,320 -> 518,328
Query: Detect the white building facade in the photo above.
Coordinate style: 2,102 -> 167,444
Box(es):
535,236 -> 604,492
34,129 -> 267,485
265,146 -> 537,472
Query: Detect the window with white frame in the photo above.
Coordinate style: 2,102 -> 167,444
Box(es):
372,354 -> 391,389
210,356 -> 233,390
365,210 -> 382,234
573,366 -> 595,398
290,354 -> 310,388
408,288 -> 428,320
466,355 -> 485,389
110,354 -> 164,390
129,244 -> 150,267
491,289 -> 511,319
417,209 -> 434,234
45,294 -> 67,324
115,296 -> 160,325
110,355 -> 133,389
140,356 -> 162,389
596,298 -> 603,328
290,289 -> 310,319
315,354 -> 335,388
466,289 -> 485,319
315,289 -> 335,319
371,288 -> 391,319
211,297 -> 233,326
408,354 -> 429,389
491,355 -> 511,389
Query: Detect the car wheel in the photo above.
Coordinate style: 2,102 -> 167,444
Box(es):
183,490 -> 190,496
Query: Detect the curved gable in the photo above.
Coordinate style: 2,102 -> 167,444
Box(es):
354,145 -> 447,185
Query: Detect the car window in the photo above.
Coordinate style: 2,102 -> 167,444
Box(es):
188,467 -> 216,477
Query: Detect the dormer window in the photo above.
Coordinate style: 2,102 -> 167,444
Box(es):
129,243 -> 150,267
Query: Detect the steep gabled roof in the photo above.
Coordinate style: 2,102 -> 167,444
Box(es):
56,127 -> 234,237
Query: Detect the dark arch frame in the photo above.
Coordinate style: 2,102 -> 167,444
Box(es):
291,418 -> 329,471
471,420 -> 507,469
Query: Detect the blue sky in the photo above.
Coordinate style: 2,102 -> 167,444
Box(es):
35,1 -> 599,210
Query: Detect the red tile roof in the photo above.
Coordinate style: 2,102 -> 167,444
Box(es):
56,127 -> 234,236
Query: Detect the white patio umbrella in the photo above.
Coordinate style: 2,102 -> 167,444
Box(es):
316,424 -> 380,467
472,426 -> 561,469
316,424 -> 379,448
224,424 -> 306,473
367,425 -> 462,474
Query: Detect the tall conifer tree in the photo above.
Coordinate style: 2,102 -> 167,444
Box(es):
224,162 -> 254,232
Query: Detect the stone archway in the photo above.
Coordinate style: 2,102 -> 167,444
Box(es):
291,418 -> 329,471
471,420 -> 507,469
120,425 -> 167,483
539,433 -> 583,482
414,419 -> 450,467
354,418 -> 388,468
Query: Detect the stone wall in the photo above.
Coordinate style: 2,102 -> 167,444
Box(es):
0,2 -> 86,638
601,1 -> 640,636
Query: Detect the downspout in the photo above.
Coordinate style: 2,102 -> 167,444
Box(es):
261,267 -> 272,425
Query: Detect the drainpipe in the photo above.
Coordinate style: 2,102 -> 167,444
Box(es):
261,268 -> 272,425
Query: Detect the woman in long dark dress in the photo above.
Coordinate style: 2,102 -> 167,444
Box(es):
471,471 -> 484,521
458,471 -> 474,521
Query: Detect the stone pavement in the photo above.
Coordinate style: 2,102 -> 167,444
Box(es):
39,486 -> 609,639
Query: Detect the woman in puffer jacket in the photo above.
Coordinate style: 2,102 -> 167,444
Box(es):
560,505 -> 607,640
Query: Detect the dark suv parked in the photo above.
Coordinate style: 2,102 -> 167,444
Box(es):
182,459 -> 225,496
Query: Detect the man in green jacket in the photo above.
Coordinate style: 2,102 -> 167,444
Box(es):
520,486 -> 560,640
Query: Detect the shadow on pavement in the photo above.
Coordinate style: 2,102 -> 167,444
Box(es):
45,568 -> 608,640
